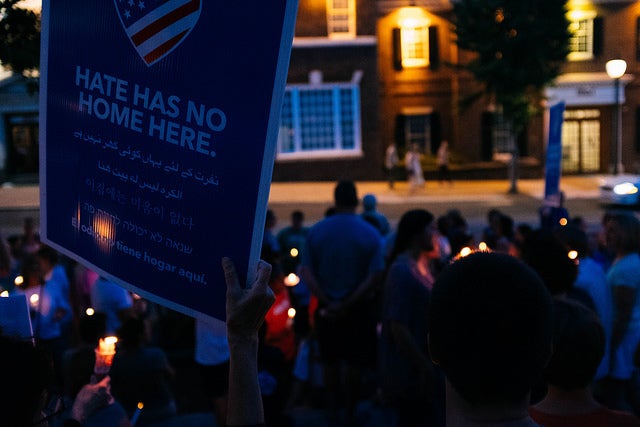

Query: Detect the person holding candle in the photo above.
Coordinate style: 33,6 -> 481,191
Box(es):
12,254 -> 71,391
0,332 -> 128,427
110,318 -> 177,424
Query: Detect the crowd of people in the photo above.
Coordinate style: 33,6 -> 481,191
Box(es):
2,179 -> 640,426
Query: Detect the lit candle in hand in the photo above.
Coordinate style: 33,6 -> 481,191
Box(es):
94,336 -> 118,376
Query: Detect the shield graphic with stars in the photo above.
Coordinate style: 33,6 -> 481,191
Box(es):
114,0 -> 202,66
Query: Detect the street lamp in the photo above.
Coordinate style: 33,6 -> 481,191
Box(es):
606,59 -> 627,175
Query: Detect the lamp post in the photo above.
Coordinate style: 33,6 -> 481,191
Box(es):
606,59 -> 627,175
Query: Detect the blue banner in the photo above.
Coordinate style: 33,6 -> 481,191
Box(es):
39,0 -> 298,324
544,102 -> 566,200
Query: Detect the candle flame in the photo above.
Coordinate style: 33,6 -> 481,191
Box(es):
284,273 -> 300,287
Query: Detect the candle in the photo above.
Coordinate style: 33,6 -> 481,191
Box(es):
29,293 -> 39,308
94,336 -> 118,376
130,402 -> 144,425
284,273 -> 300,287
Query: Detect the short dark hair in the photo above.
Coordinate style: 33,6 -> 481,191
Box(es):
520,229 -> 578,296
553,224 -> 589,259
544,299 -> 605,390
334,180 -> 358,208
428,252 -> 553,406
36,244 -> 59,265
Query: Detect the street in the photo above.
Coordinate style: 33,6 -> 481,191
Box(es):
0,176 -> 619,240
267,176 -> 611,239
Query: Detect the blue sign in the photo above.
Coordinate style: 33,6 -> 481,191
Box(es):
544,102 -> 566,200
39,0 -> 298,324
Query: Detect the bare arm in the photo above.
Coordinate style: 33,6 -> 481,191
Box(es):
223,257 -> 275,427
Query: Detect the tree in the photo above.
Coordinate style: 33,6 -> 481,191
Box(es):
453,0 -> 570,193
0,0 -> 40,76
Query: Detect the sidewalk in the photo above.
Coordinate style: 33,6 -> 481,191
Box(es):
267,175 -> 602,204
0,176 -> 603,209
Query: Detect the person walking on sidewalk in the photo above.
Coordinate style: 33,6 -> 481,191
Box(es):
437,140 -> 452,185
405,144 -> 425,191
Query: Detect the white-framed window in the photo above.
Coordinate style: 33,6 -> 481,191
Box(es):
277,81 -> 362,159
401,26 -> 429,68
327,0 -> 356,39
567,10 -> 596,61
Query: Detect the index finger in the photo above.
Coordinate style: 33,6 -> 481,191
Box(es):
221,257 -> 240,292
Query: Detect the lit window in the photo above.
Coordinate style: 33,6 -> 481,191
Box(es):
567,11 -> 596,61
277,82 -> 361,158
401,26 -> 429,68
327,0 -> 355,39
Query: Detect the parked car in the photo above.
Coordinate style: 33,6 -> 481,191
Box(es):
599,174 -> 640,205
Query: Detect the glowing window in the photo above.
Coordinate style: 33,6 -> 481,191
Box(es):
401,26 -> 429,68
567,10 -> 596,61
327,0 -> 356,38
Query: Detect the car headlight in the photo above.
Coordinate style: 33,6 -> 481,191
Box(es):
613,182 -> 639,196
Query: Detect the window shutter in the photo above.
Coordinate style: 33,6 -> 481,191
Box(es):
636,17 -> 640,61
429,26 -> 440,70
517,128 -> 528,157
635,107 -> 640,153
392,28 -> 403,70
430,112 -> 441,155
593,17 -> 604,57
481,112 -> 494,161
395,114 -> 406,152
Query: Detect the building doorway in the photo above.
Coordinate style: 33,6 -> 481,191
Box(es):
561,109 -> 600,173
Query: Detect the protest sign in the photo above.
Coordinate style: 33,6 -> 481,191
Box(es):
39,0 -> 298,324
0,295 -> 33,341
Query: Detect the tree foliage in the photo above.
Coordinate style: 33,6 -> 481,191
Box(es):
0,0 -> 40,75
453,0 -> 570,132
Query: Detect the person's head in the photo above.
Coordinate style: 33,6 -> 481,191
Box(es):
24,217 -> 35,235
520,229 -> 578,296
77,311 -> 107,346
544,299 -> 605,391
36,245 -> 59,275
0,334 -> 53,426
553,224 -> 589,260
20,254 -> 44,288
362,194 -> 377,212
291,210 -> 304,228
265,209 -> 277,230
428,252 -> 553,407
605,211 -> 640,256
117,317 -> 147,350
391,209 -> 436,258
334,180 -> 358,210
